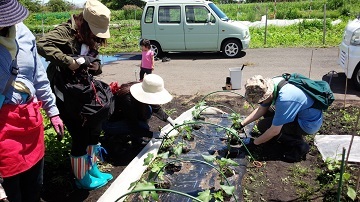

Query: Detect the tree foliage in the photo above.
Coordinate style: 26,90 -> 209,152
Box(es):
100,0 -> 145,9
19,0 -> 42,12
46,0 -> 72,12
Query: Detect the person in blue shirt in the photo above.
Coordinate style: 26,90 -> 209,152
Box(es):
240,75 -> 323,162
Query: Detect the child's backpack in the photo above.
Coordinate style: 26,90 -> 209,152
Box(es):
277,73 -> 335,111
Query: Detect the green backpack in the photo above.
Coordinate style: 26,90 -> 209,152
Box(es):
277,73 -> 335,111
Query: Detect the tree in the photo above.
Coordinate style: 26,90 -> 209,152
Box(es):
19,0 -> 42,12
46,0 -> 72,12
100,0 -> 145,10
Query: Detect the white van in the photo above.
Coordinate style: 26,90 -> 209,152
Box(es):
140,0 -> 250,58
338,16 -> 360,91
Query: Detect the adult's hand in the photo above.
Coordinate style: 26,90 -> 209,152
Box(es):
50,115 -> 64,141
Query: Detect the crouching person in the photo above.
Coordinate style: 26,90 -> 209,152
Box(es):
103,74 -> 174,143
239,75 -> 323,162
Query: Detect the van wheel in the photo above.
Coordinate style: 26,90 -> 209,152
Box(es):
222,40 -> 241,58
150,41 -> 163,58
351,65 -> 360,91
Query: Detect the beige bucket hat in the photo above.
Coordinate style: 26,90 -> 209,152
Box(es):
83,0 -> 111,38
245,75 -> 274,104
130,74 -> 173,105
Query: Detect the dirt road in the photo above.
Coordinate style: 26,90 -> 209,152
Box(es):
98,47 -> 359,100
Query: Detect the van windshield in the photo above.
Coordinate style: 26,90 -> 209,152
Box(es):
209,3 -> 229,21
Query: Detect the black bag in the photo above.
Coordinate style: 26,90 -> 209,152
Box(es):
61,70 -> 114,126
277,73 -> 335,111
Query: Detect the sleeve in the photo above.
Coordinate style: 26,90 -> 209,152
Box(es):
272,100 -> 302,126
151,104 -> 169,121
16,23 -> 59,117
36,23 -> 76,69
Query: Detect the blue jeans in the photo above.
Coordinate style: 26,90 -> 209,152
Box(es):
2,158 -> 44,202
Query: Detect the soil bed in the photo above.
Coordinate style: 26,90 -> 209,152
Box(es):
41,95 -> 360,202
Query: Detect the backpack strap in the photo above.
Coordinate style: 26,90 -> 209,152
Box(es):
274,78 -> 288,102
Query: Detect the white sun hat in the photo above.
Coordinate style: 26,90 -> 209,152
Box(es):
130,74 -> 173,105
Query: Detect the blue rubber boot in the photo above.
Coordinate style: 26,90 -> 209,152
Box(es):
70,155 -> 107,190
87,144 -> 113,181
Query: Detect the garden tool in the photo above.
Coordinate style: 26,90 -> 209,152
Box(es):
70,154 -> 107,190
87,144 -> 113,181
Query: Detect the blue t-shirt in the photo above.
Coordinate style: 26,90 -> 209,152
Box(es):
271,82 -> 323,134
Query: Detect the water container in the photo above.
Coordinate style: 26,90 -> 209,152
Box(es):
229,67 -> 243,89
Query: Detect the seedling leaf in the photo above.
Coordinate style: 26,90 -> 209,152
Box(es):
220,157 -> 239,166
202,154 -> 216,162
220,185 -> 235,195
347,186 -> 356,201
144,153 -> 154,165
197,190 -> 212,202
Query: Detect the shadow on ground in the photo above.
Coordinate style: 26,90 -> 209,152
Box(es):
322,72 -> 359,98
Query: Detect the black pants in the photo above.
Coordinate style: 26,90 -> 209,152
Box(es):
257,108 -> 308,143
2,158 -> 44,202
56,97 -> 101,156
139,68 -> 152,81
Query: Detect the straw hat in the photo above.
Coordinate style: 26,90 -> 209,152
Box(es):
0,44 -> 13,93
130,74 -> 173,105
0,0 -> 29,27
83,0 -> 111,38
245,75 -> 274,104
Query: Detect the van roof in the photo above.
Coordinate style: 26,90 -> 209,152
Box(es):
146,0 -> 211,4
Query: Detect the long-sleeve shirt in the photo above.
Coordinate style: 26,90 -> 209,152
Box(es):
1,23 -> 59,117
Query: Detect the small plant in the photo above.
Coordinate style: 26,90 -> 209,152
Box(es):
317,157 -> 359,201
229,112 -> 243,129
192,101 -> 207,120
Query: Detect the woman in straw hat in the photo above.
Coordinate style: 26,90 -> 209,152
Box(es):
239,75 -> 323,162
0,0 -> 64,201
37,0 -> 112,190
103,74 -> 175,144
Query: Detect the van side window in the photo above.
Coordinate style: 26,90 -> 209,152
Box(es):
185,6 -> 215,23
145,6 -> 154,23
158,6 -> 181,24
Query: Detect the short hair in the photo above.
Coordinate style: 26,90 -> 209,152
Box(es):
140,39 -> 151,49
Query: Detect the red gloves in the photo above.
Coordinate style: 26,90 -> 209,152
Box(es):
50,115 -> 64,141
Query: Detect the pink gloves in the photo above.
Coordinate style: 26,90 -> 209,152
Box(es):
50,115 -> 64,141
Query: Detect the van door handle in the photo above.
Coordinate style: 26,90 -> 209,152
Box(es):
159,28 -> 164,30
188,28 -> 193,30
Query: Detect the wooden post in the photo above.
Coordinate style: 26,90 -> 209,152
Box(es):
322,4 -> 326,45
309,50 -> 314,78
264,6 -> 268,45
345,111 -> 360,167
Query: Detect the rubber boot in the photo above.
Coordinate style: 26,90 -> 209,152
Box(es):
87,144 -> 113,181
70,155 -> 108,190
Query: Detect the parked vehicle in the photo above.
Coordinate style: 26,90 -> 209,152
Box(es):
140,0 -> 250,58
338,16 -> 360,90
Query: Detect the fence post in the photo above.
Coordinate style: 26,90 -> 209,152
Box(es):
322,4 -> 326,45
264,6 -> 268,45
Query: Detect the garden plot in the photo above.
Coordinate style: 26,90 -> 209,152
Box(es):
99,104 -> 254,202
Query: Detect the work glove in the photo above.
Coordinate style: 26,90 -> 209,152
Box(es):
50,115 -> 65,141
241,137 -> 257,151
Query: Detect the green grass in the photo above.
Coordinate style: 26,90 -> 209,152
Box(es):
27,1 -> 357,54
